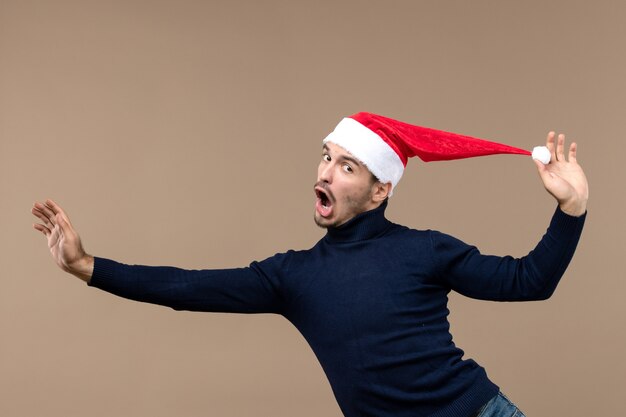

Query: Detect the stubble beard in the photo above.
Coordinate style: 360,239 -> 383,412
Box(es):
314,191 -> 373,229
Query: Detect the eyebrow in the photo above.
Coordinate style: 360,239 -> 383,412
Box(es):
322,144 -> 363,168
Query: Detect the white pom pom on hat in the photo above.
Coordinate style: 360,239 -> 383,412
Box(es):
323,112 -> 532,195
532,146 -> 551,165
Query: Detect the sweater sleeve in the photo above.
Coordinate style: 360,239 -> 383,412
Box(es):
430,206 -> 586,301
88,254 -> 289,314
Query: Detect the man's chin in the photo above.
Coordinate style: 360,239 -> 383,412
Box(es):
314,214 -> 329,229
314,213 -> 334,229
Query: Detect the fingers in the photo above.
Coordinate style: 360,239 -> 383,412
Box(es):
556,133 -> 566,162
44,199 -> 71,225
32,199 -> 74,239
533,158 -> 553,180
33,222 -> 51,236
32,202 -> 56,227
546,131 -> 575,163
32,199 -> 72,227
533,158 -> 545,175
569,142 -> 577,163
32,206 -> 60,238
546,131 -> 556,162
55,213 -> 71,237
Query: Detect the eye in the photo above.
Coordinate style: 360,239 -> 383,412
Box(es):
322,154 -> 331,162
342,164 -> 353,173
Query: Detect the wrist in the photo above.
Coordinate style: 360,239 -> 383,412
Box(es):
559,199 -> 587,217
69,254 -> 95,283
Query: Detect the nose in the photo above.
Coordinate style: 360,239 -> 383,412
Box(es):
318,160 -> 333,183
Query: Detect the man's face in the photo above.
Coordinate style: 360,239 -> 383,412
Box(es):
314,142 -> 383,228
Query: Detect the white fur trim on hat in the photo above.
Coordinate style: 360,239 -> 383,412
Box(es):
323,117 -> 405,195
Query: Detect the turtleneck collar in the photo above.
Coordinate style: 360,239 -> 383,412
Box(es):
324,200 -> 392,244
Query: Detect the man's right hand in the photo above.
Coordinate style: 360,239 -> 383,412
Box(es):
32,199 -> 94,283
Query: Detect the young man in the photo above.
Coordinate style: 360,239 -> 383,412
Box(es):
32,113 -> 588,417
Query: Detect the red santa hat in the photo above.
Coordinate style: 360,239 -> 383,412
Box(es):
323,112 -> 532,195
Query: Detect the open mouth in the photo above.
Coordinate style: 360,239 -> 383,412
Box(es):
315,186 -> 334,217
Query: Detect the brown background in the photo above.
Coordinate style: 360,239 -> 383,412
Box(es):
1,1 -> 624,416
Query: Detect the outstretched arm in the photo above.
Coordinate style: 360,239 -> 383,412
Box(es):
436,132 -> 589,300
32,199 -> 286,313
32,199 -> 94,282
535,131 -> 589,217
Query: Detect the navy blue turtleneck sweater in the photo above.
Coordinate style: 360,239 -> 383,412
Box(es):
89,202 -> 585,417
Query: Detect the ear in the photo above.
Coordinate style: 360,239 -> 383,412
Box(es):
371,181 -> 392,203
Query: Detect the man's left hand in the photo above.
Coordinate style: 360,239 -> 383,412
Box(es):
534,132 -> 589,217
